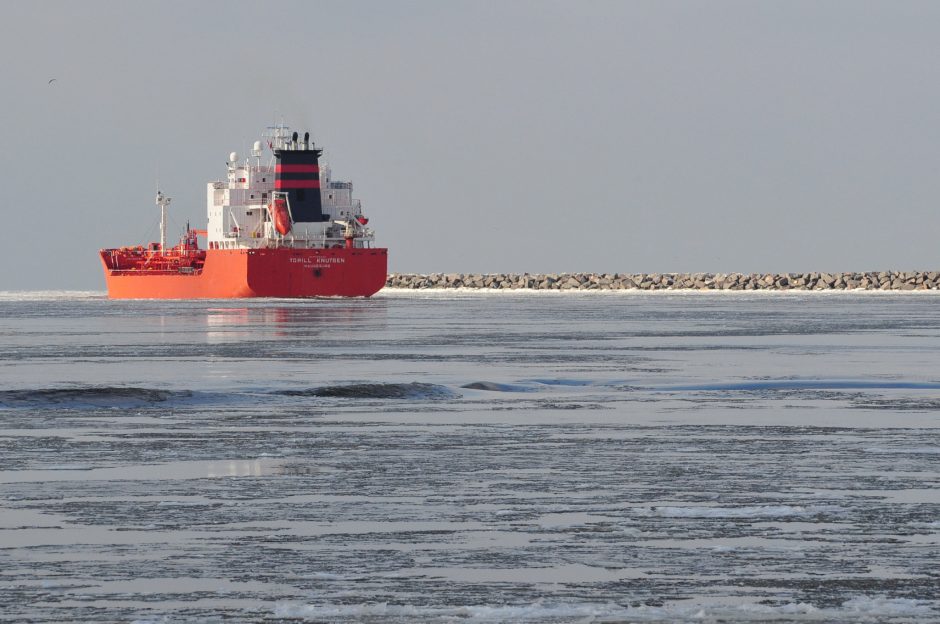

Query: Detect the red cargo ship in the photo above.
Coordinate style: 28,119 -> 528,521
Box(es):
100,125 -> 387,298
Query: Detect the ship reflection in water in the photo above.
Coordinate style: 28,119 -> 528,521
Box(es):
204,301 -> 388,341
205,459 -> 314,478
0,458 -> 304,484
206,459 -> 269,478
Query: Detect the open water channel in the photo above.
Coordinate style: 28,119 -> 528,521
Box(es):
0,290 -> 938,622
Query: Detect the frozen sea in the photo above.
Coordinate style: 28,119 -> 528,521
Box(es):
0,289 -> 938,623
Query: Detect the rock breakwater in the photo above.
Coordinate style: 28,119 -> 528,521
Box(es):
386,271 -> 940,291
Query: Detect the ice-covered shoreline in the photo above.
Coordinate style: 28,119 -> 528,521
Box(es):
387,271 -> 940,291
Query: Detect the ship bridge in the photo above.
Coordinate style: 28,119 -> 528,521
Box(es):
206,125 -> 373,251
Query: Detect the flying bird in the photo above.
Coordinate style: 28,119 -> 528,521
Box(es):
48,78 -> 57,84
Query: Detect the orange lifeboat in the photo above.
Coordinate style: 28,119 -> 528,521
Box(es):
269,198 -> 292,235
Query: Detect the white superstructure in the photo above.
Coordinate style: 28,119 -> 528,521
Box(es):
205,125 -> 374,250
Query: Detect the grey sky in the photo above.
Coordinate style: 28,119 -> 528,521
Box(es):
2,0 -> 940,290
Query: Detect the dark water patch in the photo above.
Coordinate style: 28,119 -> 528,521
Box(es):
536,401 -> 608,410
655,379 -> 940,392
0,387 -> 192,409
280,382 -> 458,400
461,381 -> 535,392
853,397 -> 940,411
526,378 -> 599,387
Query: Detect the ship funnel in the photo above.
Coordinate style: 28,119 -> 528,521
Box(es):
274,140 -> 325,222
303,132 -> 310,149
291,131 -> 298,150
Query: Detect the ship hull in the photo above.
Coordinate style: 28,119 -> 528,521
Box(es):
101,247 -> 388,299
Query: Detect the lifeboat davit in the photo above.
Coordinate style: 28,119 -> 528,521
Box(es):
270,198 -> 292,235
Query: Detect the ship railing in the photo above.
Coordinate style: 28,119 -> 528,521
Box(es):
321,237 -> 375,248
263,237 -> 375,249
220,231 -> 376,246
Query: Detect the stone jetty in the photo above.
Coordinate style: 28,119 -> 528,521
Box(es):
385,271 -> 940,291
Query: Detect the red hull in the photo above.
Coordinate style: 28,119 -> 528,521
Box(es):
100,247 -> 388,299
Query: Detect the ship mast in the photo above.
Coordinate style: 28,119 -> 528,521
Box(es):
156,191 -> 171,252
